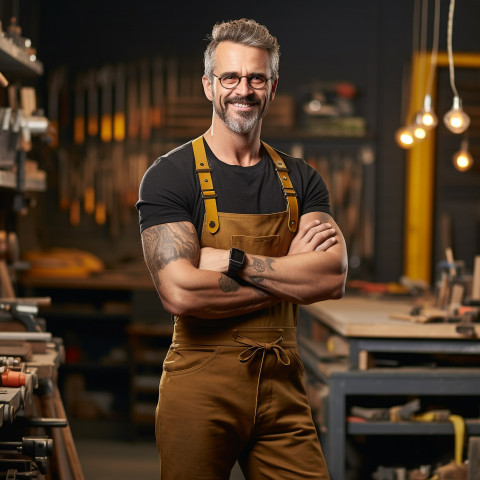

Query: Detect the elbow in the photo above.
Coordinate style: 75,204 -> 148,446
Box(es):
329,279 -> 346,300
160,285 -> 194,317
330,261 -> 348,299
304,262 -> 348,304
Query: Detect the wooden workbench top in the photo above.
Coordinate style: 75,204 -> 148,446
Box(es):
301,296 -> 479,339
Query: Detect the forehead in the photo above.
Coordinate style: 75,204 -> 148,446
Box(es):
214,41 -> 270,74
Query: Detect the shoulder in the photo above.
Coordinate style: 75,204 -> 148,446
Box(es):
140,141 -> 195,187
149,141 -> 194,172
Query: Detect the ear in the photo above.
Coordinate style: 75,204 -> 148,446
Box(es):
269,78 -> 279,102
202,75 -> 214,101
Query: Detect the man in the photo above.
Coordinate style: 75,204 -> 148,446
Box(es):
137,18 -> 347,480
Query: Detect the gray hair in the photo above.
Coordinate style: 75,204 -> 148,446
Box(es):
204,19 -> 280,82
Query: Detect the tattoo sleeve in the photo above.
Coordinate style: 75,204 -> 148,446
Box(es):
142,223 -> 199,289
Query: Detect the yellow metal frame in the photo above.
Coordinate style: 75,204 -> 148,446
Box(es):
404,51 -> 480,284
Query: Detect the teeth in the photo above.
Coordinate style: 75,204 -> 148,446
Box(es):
233,103 -> 251,107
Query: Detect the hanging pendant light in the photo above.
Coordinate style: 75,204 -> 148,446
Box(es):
416,94 -> 438,130
444,96 -> 470,134
395,125 -> 418,149
452,137 -> 473,172
415,0 -> 440,132
443,0 -> 470,135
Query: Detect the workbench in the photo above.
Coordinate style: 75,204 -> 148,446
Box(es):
298,296 -> 480,480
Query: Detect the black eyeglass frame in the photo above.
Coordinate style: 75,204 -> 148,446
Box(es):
212,73 -> 273,90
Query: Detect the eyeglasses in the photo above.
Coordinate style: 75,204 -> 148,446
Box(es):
213,73 -> 272,90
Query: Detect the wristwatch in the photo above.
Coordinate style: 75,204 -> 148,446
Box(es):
227,247 -> 245,278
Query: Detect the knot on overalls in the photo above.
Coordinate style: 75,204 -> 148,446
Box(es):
234,334 -> 291,366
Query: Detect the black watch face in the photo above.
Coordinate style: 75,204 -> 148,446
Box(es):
231,248 -> 244,264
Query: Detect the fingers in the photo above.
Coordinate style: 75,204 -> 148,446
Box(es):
288,219 -> 337,255
315,236 -> 337,251
304,222 -> 336,245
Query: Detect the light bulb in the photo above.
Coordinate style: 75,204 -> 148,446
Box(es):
453,151 -> 473,171
395,125 -> 418,149
444,96 -> 470,134
452,138 -> 473,172
416,95 -> 438,130
412,122 -> 428,140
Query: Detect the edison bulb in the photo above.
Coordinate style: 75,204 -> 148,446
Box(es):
420,111 -> 438,129
395,126 -> 417,149
416,95 -> 438,130
412,124 -> 427,140
444,96 -> 471,134
453,151 -> 473,171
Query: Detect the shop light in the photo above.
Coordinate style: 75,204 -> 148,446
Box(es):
412,120 -> 428,140
395,125 -> 417,149
444,96 -> 470,134
444,0 -> 470,135
452,138 -> 473,172
416,94 -> 438,130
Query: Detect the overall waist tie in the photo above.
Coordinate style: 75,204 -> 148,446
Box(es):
234,334 -> 291,365
233,334 -> 291,425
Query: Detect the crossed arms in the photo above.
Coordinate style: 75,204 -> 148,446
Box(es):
141,211 -> 348,319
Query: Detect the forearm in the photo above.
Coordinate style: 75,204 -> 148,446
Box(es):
154,262 -> 280,319
239,249 -> 347,304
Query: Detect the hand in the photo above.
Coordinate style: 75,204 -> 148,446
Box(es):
287,220 -> 337,255
198,247 -> 229,273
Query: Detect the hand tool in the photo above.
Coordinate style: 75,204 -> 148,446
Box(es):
0,437 -> 53,474
110,63 -> 126,236
150,57 -> 165,132
350,398 -> 421,422
96,65 -> 115,227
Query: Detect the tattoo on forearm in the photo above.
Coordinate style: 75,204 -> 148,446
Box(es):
142,223 -> 199,288
218,274 -> 241,293
248,256 -> 275,287
266,258 -> 275,271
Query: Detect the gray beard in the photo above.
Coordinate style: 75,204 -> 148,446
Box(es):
212,85 -> 265,134
213,102 -> 262,134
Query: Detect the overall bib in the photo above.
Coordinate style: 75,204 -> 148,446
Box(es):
156,138 -> 330,480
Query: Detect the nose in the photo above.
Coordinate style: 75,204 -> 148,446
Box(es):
235,76 -> 254,95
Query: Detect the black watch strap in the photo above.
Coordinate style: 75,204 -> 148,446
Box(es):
227,248 -> 245,278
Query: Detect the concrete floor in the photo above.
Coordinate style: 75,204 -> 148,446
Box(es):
76,439 -> 245,480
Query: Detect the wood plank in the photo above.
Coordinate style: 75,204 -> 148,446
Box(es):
301,296 -> 480,339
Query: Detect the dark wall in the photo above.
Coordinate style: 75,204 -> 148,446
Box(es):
13,0 -> 480,281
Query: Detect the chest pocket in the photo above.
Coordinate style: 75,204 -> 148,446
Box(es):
231,235 -> 280,257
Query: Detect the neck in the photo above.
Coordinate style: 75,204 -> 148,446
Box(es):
203,114 -> 263,167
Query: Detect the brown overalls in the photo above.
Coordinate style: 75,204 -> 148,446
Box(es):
156,137 -> 330,480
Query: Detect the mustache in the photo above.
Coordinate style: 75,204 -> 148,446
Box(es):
226,95 -> 261,105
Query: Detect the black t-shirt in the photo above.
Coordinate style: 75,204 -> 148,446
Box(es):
136,139 -> 332,240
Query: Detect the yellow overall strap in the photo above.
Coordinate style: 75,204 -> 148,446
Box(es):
192,136 -> 219,234
262,141 -> 299,233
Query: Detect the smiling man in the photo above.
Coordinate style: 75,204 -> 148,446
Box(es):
137,18 -> 347,480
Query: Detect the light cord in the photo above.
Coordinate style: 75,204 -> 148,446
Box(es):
419,0 -> 428,97
447,0 -> 459,98
425,0 -> 440,96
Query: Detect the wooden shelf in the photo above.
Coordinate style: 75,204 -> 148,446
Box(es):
347,419 -> 480,436
0,35 -> 43,77
0,168 -> 47,191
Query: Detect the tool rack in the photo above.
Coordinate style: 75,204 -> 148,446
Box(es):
298,296 -> 480,480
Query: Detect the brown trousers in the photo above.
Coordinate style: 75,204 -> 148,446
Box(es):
156,325 -> 330,480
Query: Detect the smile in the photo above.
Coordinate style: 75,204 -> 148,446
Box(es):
233,102 -> 254,108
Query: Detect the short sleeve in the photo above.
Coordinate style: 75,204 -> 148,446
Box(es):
302,164 -> 331,216
136,153 -> 197,233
